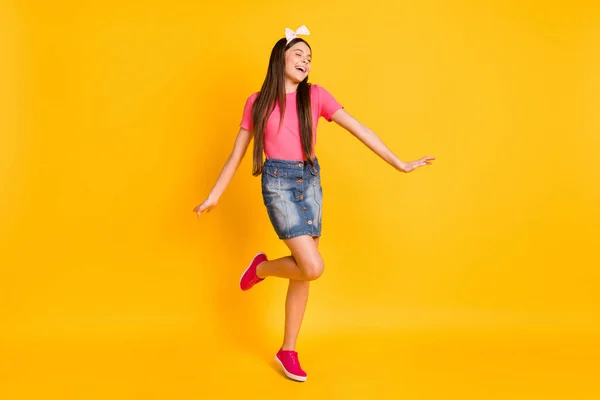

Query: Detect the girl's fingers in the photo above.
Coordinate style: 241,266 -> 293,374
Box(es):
199,203 -> 215,213
194,201 -> 216,218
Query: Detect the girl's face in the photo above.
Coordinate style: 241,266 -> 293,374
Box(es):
284,42 -> 312,84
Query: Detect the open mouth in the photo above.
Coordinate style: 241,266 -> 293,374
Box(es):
295,66 -> 306,73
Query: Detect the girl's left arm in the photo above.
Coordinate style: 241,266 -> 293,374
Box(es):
330,109 -> 435,173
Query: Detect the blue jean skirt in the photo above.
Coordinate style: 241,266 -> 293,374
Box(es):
261,157 -> 323,240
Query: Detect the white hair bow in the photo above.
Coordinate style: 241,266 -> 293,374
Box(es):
285,25 -> 310,44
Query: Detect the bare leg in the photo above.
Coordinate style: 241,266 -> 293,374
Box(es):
256,236 -> 324,281
282,236 -> 319,351
254,235 -> 323,351
256,255 -> 305,280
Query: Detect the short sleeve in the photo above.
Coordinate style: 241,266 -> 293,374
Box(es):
315,84 -> 343,121
240,93 -> 258,131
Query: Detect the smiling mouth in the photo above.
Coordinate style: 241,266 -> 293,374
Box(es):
295,66 -> 306,73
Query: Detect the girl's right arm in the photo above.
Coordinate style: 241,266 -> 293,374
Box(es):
193,127 -> 253,218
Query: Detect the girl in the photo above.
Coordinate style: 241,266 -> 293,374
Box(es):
193,26 -> 435,382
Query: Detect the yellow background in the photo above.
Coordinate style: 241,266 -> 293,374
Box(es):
1,0 -> 599,398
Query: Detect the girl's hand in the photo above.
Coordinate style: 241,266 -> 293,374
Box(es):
192,196 -> 218,218
400,156 -> 436,173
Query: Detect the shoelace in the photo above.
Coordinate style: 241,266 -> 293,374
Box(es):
286,352 -> 299,366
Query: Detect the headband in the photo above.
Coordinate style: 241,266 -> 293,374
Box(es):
285,25 -> 310,44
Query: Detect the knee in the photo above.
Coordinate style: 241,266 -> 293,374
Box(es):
301,257 -> 324,281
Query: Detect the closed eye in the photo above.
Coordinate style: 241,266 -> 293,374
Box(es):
296,54 -> 312,63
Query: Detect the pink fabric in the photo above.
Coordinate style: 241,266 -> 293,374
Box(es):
239,252 -> 267,291
240,84 -> 343,161
276,348 -> 307,381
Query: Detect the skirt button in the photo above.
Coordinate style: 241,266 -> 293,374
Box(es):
307,220 -> 312,225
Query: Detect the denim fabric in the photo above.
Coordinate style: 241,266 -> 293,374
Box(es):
261,158 -> 323,240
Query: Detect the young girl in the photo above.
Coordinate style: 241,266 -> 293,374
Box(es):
193,26 -> 435,382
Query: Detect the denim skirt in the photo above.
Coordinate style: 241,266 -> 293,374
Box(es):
261,157 -> 323,240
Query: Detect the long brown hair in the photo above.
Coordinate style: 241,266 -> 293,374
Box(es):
251,37 -> 314,176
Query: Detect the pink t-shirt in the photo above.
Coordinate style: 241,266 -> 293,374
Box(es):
239,84 -> 343,161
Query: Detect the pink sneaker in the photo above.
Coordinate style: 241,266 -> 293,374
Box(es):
275,348 -> 307,382
239,252 -> 267,291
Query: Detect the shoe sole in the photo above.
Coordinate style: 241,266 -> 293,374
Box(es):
275,356 -> 307,382
239,252 -> 265,291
